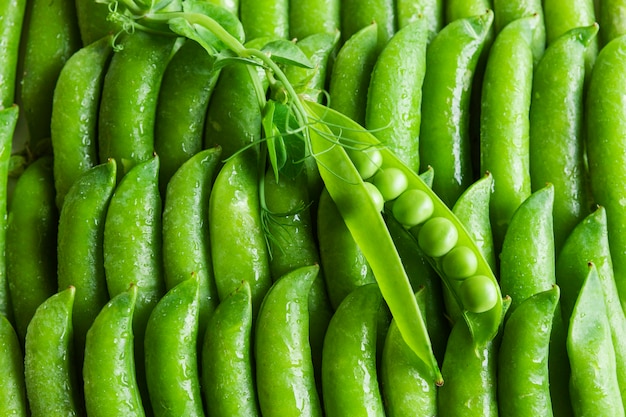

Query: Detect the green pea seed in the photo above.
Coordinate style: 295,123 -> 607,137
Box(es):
372,167 -> 408,201
460,275 -> 498,313
347,147 -> 383,180
442,246 -> 478,280
364,181 -> 385,212
417,217 -> 458,258
392,188 -> 434,227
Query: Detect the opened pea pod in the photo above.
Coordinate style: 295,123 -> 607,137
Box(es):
305,101 -> 503,382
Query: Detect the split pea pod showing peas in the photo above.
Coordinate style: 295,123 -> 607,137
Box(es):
24,286 -> 84,417
0,315 -> 27,417
0,106 -> 19,322
209,150 -> 272,319
497,286 -> 559,417
83,285 -> 145,417
556,207 -> 626,404
0,0 -> 26,109
7,155 -> 58,342
144,275 -> 204,417
289,0 -> 340,40
418,10 -> 494,206
162,147 -> 221,336
98,30 -> 177,179
154,39 -> 220,190
585,33 -> 626,304
202,281 -> 260,417
480,14 -> 537,251
57,159 -> 116,365
365,17 -> 429,174
529,24 -> 597,254
328,23 -> 379,126
255,265 -> 323,417
306,100 -> 503,377
51,34 -> 113,209
19,0 -> 81,149
567,264 -> 625,417
321,283 -> 386,417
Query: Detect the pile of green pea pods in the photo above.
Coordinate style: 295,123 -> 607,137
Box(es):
3,0 -> 626,415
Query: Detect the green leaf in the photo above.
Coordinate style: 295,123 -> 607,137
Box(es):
263,101 -> 284,181
212,49 -> 263,72
261,39 -> 314,68
170,1 -> 245,54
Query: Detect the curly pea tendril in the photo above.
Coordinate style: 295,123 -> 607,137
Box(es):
102,0 -> 505,385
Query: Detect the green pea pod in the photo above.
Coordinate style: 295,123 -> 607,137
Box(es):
289,0 -> 340,40
0,0 -> 26,109
437,317 -> 499,417
144,276 -> 204,417
262,169 -> 333,388
0,106 -> 18,322
24,286 -> 83,416
98,30 -> 176,179
307,99 -> 503,378
162,147 -> 221,337
598,0 -> 626,47
7,155 -> 58,342
255,265 -> 322,417
103,154 -> 164,332
322,283 -> 386,416
204,62 -> 263,161
396,0 -> 443,40
586,33 -> 626,305
317,187 -> 376,310
51,35 -> 113,209
19,0 -> 81,150
365,17 -> 429,174
154,39 -> 220,190
529,25 -> 597,254
328,22 -> 379,126
493,0 -> 545,63
209,150 -> 272,318
201,281 -> 260,417
57,159 -> 116,365
75,0 -> 122,45
568,264 -> 625,417
103,154 -> 163,413
284,32 -> 340,103
380,288 -> 438,416
480,14 -> 536,251
556,207 -> 626,407
240,0 -> 289,40
0,315 -> 27,417
83,285 -> 145,417
340,0 -> 396,50
446,0 -> 493,24
499,184 -> 572,417
498,286 -> 559,417
543,0 -> 598,77
418,10 -> 494,206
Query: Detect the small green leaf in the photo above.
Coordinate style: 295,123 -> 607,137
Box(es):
272,102 -> 305,179
262,39 -> 314,68
169,17 -> 218,54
